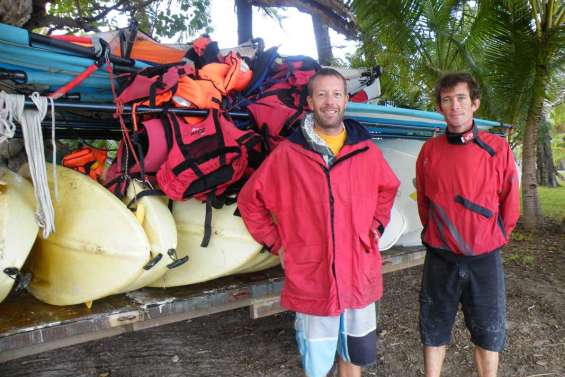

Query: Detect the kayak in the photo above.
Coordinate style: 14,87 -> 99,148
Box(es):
117,180 -> 185,293
23,164 -> 150,306
0,168 -> 38,303
149,199 -> 262,287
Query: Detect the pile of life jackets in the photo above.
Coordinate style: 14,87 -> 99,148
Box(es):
99,37 -> 321,207
60,36 -> 323,244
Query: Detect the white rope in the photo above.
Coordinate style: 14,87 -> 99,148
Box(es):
48,96 -> 58,200
0,91 -> 56,238
0,91 -> 19,143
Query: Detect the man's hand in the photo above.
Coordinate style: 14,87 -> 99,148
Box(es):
277,247 -> 285,269
372,228 -> 380,242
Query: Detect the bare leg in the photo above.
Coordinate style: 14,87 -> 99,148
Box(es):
474,346 -> 498,377
423,345 -> 446,377
337,357 -> 361,377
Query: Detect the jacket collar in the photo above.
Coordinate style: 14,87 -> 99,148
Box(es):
445,122 -> 496,157
288,117 -> 371,150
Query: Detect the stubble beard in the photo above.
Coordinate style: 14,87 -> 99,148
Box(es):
313,108 -> 345,132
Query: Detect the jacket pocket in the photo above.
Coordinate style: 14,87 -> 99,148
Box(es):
359,231 -> 379,254
283,246 -> 329,299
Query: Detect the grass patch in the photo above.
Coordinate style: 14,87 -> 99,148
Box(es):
538,184 -> 565,221
504,253 -> 535,266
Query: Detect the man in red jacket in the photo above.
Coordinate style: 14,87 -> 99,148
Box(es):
238,68 -> 399,377
415,73 -> 520,377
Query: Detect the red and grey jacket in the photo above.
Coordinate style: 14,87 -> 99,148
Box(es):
237,119 -> 400,316
415,125 -> 520,256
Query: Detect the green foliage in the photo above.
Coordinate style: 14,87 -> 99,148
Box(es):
504,251 -> 535,266
551,103 -> 565,166
351,0 -> 479,111
143,0 -> 213,41
351,0 -> 565,125
45,0 -> 213,41
539,184 -> 565,221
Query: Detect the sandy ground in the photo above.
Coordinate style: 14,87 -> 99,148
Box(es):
1,221 -> 564,377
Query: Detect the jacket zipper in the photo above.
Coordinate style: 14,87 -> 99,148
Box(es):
321,166 -> 339,308
318,146 -> 369,310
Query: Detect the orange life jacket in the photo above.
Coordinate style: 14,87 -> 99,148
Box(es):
62,146 -> 108,181
198,51 -> 253,95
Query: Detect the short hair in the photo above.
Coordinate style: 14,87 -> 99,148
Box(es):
434,72 -> 480,105
307,68 -> 347,96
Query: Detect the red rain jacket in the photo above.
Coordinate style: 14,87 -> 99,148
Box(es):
416,127 -> 520,256
237,120 -> 400,316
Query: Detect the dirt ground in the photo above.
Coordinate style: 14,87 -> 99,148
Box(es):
2,221 -> 564,377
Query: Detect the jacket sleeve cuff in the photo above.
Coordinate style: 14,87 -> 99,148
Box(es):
377,224 -> 385,236
373,218 -> 385,236
263,239 -> 282,256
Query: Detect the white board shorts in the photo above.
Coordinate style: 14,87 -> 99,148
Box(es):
295,301 -> 380,377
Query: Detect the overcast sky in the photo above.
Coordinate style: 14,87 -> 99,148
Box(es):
207,0 -> 358,60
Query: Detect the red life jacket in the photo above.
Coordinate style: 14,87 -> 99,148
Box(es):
245,56 -> 320,151
117,63 -> 195,107
156,110 -> 259,202
117,63 -> 224,110
104,116 -> 171,198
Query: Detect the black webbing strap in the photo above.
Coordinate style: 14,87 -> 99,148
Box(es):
126,188 -> 165,209
200,191 -> 231,247
472,124 -> 496,157
201,196 -> 214,247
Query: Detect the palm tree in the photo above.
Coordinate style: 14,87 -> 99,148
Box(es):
352,0 -> 483,110
353,0 -> 564,230
474,0 -> 564,229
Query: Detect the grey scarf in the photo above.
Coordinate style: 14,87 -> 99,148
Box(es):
300,113 -> 336,166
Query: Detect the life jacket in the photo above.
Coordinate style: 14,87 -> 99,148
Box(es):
245,55 -> 320,151
104,116 -> 171,198
156,110 -> 260,202
185,35 -> 221,69
198,51 -> 253,95
172,75 -> 223,110
117,62 -> 224,111
117,63 -> 194,107
156,110 -> 262,247
243,46 -> 280,97
62,146 -> 108,181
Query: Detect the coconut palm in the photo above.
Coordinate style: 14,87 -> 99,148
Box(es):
352,0 -> 564,229
474,0 -> 564,229
352,0 -> 487,111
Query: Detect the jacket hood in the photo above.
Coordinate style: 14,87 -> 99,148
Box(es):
287,116 -> 372,151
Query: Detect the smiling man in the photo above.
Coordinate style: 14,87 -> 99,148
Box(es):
415,73 -> 520,377
238,68 -> 399,377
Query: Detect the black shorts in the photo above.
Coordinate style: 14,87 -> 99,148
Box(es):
419,247 -> 506,352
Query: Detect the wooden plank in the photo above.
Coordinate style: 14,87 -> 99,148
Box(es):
0,246 -> 424,362
250,296 -> 283,319
382,246 -> 426,274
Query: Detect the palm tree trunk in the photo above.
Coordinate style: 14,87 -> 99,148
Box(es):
312,16 -> 333,65
521,61 -> 550,230
537,128 -> 558,187
236,0 -> 253,45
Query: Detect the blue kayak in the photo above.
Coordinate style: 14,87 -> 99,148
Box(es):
0,22 -> 149,102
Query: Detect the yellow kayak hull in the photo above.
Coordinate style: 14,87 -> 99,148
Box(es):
0,168 -> 38,303
25,165 -> 150,306
150,199 -> 261,287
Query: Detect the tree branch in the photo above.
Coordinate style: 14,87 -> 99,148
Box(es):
250,0 -> 358,39
31,14 -> 100,32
